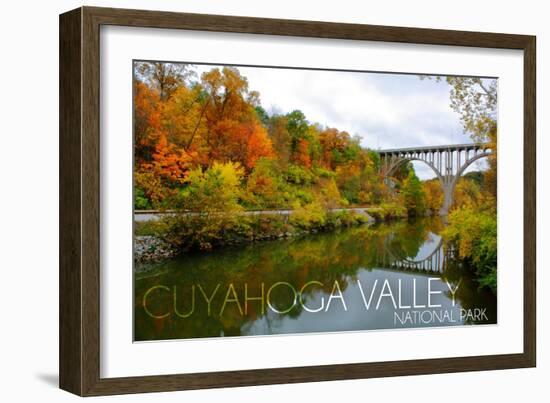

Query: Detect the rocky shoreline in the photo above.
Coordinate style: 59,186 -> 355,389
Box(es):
134,236 -> 177,263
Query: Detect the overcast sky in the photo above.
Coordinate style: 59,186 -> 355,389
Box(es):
193,64 -> 492,179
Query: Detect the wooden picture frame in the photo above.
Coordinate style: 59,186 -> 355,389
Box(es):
59,6 -> 536,396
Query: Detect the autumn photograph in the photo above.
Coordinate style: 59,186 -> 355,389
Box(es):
133,61 -> 498,341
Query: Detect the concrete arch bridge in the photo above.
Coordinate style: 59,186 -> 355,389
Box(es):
378,143 -> 493,216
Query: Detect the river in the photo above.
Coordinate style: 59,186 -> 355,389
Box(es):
134,217 -> 497,341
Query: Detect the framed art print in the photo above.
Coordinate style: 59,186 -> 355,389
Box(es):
59,6 -> 536,396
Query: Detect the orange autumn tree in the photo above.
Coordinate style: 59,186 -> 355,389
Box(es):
319,127 -> 351,169
134,81 -> 162,165
147,134 -> 196,185
161,85 -> 209,155
134,80 -> 168,207
134,65 -> 199,206
295,138 -> 312,168
135,134 -> 196,207
236,120 -> 274,170
200,67 -> 273,171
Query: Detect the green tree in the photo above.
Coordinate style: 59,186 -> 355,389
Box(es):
178,161 -> 243,213
401,170 -> 426,216
286,110 -> 309,145
286,110 -> 318,167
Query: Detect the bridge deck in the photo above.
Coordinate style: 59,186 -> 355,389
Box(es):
378,143 -> 490,154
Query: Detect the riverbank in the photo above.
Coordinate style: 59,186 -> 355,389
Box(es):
441,203 -> 497,294
134,206 -> 393,223
133,205 -> 403,262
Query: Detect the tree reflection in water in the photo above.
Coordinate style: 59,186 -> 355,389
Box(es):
134,217 -> 496,341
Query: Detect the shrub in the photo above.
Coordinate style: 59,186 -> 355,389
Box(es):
442,204 -> 497,293
176,161 -> 244,213
158,213 -> 251,251
134,171 -> 168,208
370,203 -> 407,221
134,187 -> 152,210
134,219 -> 165,236
289,202 -> 326,229
149,205 -> 370,254
325,210 -> 369,229
285,164 -> 313,185
313,166 -> 335,179
291,188 -> 314,205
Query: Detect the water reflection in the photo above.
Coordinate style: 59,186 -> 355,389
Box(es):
134,217 -> 496,341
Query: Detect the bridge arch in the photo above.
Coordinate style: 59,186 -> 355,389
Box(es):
450,151 -> 492,188
383,235 -> 448,273
378,143 -> 493,216
385,157 -> 445,188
